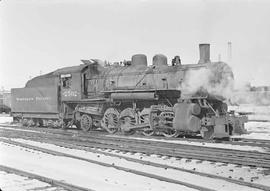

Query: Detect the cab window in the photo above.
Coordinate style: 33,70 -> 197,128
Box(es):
61,74 -> 72,89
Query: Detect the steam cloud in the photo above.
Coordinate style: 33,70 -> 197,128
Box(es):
180,64 -> 234,101
178,63 -> 270,106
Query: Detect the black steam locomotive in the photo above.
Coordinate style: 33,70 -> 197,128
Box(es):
11,44 -> 247,139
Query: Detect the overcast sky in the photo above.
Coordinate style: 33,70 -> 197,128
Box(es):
1,0 -> 270,89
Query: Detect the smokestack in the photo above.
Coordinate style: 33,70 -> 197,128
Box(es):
227,42 -> 232,63
198,44 -> 211,64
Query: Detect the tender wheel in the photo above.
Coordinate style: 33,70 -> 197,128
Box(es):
119,108 -> 136,135
200,126 -> 214,140
80,114 -> 93,132
47,120 -> 54,128
21,119 -> 28,127
27,119 -> 35,127
36,119 -> 43,127
102,108 -> 119,134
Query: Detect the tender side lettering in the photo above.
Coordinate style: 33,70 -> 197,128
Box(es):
16,97 -> 51,101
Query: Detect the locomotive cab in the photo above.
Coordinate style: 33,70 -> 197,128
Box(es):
60,72 -> 82,101
46,64 -> 93,126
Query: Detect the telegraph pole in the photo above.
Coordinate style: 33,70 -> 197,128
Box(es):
227,42 -> 232,63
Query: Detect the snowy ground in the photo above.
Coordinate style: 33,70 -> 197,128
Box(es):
0,114 -> 12,124
0,141 -> 197,191
0,139 -> 267,191
0,170 -> 67,191
10,138 -> 270,186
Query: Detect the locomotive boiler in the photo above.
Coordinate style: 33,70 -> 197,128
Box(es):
11,44 -> 247,139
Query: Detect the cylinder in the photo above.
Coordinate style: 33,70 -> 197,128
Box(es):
198,44 -> 211,64
131,54 -> 147,66
153,54 -> 168,67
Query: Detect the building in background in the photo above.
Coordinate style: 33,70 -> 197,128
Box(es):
231,85 -> 270,106
0,90 -> 11,113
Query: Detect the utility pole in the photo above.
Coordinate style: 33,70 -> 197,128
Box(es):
227,42 -> 232,63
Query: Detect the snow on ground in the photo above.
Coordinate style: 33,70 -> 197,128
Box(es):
0,126 -> 40,133
0,141 -> 198,191
0,115 -> 12,124
1,138 -> 266,191
0,170 -> 67,191
105,151 -> 270,187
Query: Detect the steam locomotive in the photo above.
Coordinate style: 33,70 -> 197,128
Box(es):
11,44 -> 247,139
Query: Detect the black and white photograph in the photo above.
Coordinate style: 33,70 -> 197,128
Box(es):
0,0 -> 270,190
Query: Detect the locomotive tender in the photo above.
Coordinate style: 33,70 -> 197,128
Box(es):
11,44 -> 247,139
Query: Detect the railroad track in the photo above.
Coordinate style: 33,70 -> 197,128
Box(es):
1,138 -> 269,191
3,123 -> 270,148
1,126 -> 270,168
231,137 -> 270,146
0,139 -> 218,191
0,165 -> 92,191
